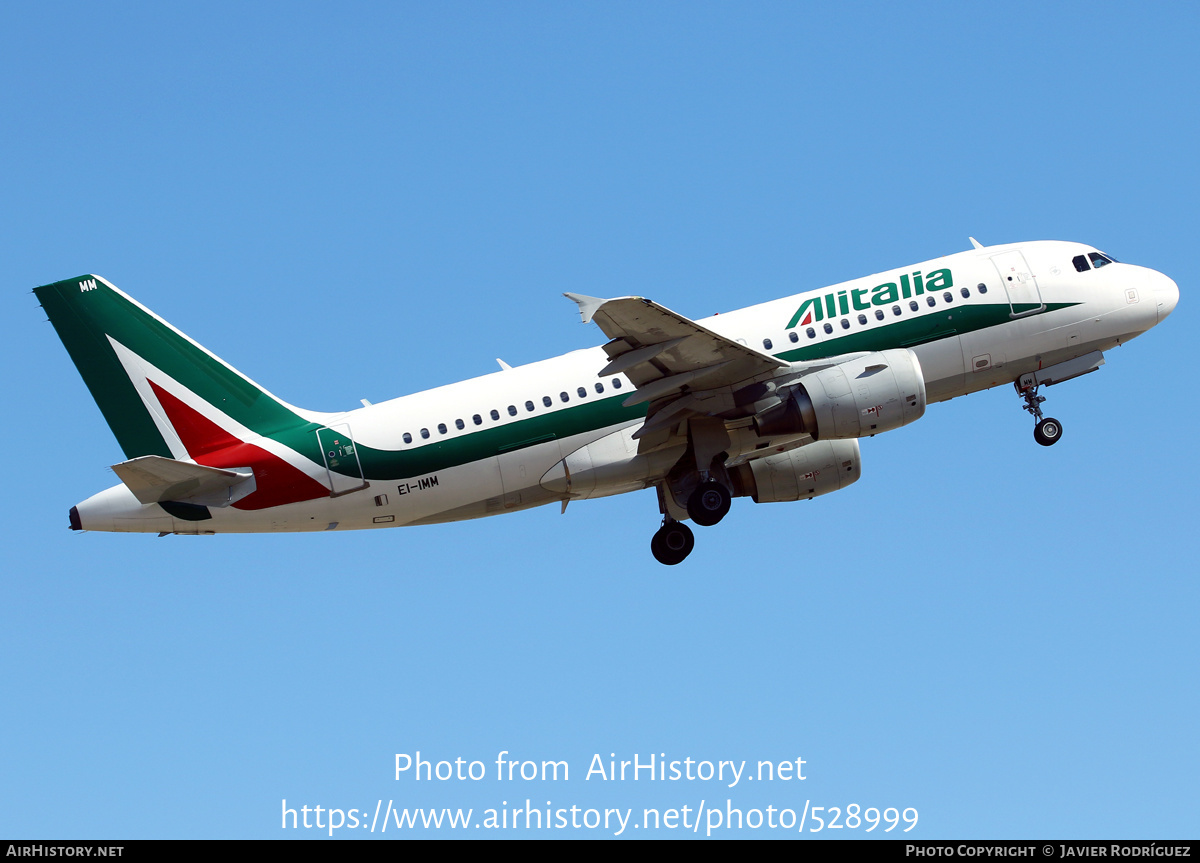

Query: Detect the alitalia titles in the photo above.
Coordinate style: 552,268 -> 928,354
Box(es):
787,268 -> 955,329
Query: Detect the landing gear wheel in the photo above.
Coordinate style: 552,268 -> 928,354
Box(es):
651,521 -> 694,565
1034,417 -> 1063,447
686,481 -> 732,527
1016,379 -> 1064,448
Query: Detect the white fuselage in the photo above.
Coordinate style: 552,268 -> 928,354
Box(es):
74,240 -> 1178,534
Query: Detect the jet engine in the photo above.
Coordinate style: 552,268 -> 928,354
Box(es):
728,439 -> 861,503
753,349 -> 926,440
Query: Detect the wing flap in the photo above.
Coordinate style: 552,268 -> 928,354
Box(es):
598,335 -> 691,377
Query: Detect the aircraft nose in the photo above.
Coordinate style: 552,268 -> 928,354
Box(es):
1153,271 -> 1179,323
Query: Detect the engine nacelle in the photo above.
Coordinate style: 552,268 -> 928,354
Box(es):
754,348 -> 926,440
729,439 -> 861,503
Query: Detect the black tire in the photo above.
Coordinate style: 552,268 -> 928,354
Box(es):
1034,417 -> 1063,447
651,522 -> 694,565
650,531 -> 665,562
687,481 -> 732,527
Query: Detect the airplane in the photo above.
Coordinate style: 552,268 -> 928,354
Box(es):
35,238 -> 1178,565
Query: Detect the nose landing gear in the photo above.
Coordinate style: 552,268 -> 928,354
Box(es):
1016,378 -> 1063,447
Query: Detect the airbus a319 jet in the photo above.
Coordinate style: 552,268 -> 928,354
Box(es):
36,239 -> 1178,564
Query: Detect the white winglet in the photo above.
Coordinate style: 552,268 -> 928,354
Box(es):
969,236 -> 984,250
563,292 -> 609,324
496,358 -> 512,371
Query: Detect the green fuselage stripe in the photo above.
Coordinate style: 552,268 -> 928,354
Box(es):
775,301 -> 1074,362
352,396 -> 647,480
352,301 -> 1078,481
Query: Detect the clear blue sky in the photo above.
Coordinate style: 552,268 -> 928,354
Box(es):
2,1 -> 1196,838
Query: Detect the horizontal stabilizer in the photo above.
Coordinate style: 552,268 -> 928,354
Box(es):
111,455 -> 256,507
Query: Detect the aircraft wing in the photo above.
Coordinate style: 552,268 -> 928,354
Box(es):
111,455 -> 256,507
565,293 -> 788,447
565,293 -> 785,398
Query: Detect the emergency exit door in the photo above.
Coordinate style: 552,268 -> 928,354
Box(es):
316,424 -> 369,496
991,250 -> 1046,317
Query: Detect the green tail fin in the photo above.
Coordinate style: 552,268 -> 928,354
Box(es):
34,274 -> 311,459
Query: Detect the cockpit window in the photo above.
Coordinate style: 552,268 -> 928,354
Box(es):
1072,255 -> 1090,272
1089,252 -> 1115,269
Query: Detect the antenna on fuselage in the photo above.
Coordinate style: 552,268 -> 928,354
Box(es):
969,237 -> 984,250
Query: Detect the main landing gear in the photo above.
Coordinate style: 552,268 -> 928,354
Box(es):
649,479 -> 734,565
651,519 -> 695,566
651,420 -> 737,564
686,480 -> 732,526
1016,378 -> 1063,447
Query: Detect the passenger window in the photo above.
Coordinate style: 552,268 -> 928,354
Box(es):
437,423 -> 447,435
577,387 -> 587,398
420,428 -> 430,439
508,405 -> 517,416
875,309 -> 884,320
455,418 -> 464,430
977,283 -> 988,294
943,291 -> 953,303
960,287 -> 970,298
857,314 -> 867,325
612,378 -> 622,389
525,400 -> 535,412
542,396 -> 552,407
490,409 -> 500,421
595,382 -> 605,393
892,304 -> 901,315
823,323 -> 833,334
926,296 -> 936,307
789,331 -> 799,343
909,300 -> 919,311
403,432 -> 412,444
560,392 -> 569,403
840,318 -> 850,329
763,338 -> 773,350
1073,254 -> 1091,272
473,414 -> 482,425
1089,252 -> 1113,269
806,327 -> 815,338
